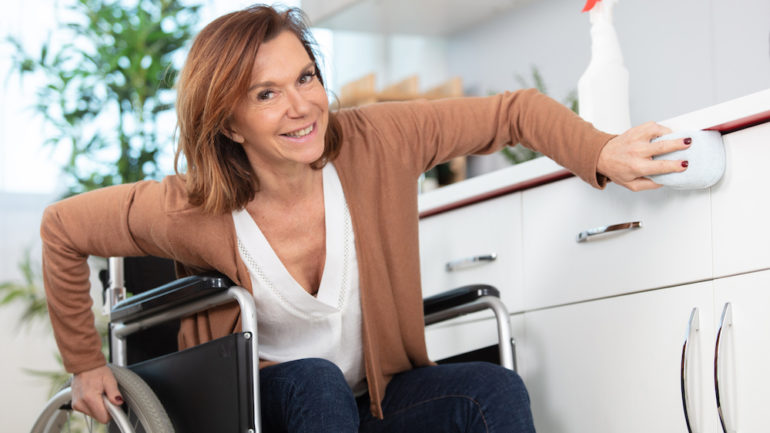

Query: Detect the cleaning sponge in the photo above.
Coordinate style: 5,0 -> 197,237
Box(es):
649,130 -> 725,189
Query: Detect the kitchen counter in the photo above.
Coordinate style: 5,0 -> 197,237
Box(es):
419,88 -> 770,217
418,88 -> 770,432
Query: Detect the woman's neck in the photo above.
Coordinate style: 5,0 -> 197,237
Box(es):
251,162 -> 323,208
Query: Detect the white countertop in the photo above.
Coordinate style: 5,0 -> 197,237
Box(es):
418,88 -> 770,215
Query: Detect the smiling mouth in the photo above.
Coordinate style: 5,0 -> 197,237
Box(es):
282,123 -> 315,138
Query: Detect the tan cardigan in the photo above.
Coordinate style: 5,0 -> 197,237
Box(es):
41,89 -> 612,418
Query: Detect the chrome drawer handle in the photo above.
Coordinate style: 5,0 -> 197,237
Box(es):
715,302 -> 734,433
576,221 -> 642,243
681,307 -> 700,433
445,253 -> 498,272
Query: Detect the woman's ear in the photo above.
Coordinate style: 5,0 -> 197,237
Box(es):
223,121 -> 245,144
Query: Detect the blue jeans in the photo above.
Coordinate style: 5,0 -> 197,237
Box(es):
259,358 -> 535,433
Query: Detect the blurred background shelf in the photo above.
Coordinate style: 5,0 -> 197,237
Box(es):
336,74 -> 463,108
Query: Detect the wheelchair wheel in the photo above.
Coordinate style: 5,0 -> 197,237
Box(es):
30,364 -> 174,433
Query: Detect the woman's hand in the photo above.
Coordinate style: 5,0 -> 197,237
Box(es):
598,121 -> 690,191
71,365 -> 123,424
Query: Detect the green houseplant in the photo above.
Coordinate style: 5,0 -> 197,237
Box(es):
2,2 -> 200,426
7,0 -> 199,196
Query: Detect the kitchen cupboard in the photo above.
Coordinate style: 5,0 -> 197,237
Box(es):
713,270 -> 770,433
417,91 -> 770,432
711,122 -> 770,277
520,177 -> 712,311
523,282 -> 718,433
523,270 -> 770,433
418,193 -> 523,311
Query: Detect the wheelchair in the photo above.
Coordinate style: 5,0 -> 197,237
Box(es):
31,256 -> 517,433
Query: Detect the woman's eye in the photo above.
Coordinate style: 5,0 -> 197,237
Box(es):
299,70 -> 316,84
257,90 -> 275,101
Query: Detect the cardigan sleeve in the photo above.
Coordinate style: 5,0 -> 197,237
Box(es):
338,88 -> 614,188
40,180 -> 178,373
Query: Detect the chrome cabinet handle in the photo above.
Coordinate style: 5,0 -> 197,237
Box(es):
681,307 -> 700,433
715,302 -> 734,433
576,221 -> 642,243
445,253 -> 497,272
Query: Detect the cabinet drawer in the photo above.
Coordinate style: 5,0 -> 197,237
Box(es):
521,177 -> 712,310
711,122 -> 770,277
418,194 -> 523,312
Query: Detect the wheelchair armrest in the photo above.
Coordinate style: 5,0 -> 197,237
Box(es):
423,284 -> 517,370
111,273 -> 233,323
423,284 -> 500,317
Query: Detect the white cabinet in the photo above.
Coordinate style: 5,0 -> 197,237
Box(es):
418,108 -> 770,432
523,282 -> 719,433
713,270 -> 770,433
521,178 -> 712,311
418,193 -> 523,312
711,122 -> 770,277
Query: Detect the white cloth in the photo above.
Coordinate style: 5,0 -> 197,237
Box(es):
232,164 -> 366,394
650,130 -> 726,189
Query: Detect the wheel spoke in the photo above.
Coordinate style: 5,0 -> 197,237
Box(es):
37,365 -> 172,433
82,411 -> 94,433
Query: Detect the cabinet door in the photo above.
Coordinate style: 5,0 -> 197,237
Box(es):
712,122 -> 770,277
418,193 -> 523,311
713,270 -> 770,433
521,177 -> 712,311
523,282 -> 719,433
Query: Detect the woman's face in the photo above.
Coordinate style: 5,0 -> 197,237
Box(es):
227,30 -> 329,172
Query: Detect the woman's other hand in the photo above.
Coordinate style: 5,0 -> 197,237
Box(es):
598,122 -> 690,191
71,365 -> 124,424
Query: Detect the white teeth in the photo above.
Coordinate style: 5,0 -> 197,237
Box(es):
284,124 -> 314,137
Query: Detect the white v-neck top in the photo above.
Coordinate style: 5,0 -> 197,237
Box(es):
232,164 -> 366,394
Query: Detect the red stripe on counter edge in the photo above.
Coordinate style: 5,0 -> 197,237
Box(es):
419,111 -> 770,219
419,170 -> 573,219
705,109 -> 770,134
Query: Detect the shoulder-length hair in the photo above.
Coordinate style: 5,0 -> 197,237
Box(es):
174,5 -> 343,214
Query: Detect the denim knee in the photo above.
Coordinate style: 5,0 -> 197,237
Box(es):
470,362 -> 533,429
269,357 -> 352,398
358,362 -> 534,433
469,362 -> 530,403
260,358 -> 359,433
278,358 -> 344,381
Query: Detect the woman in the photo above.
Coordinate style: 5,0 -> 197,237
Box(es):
40,4 -> 689,432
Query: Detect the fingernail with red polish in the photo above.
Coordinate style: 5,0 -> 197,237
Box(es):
684,137 -> 692,145
116,396 -> 123,404
682,161 -> 689,168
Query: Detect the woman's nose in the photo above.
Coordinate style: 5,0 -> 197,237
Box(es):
285,88 -> 311,117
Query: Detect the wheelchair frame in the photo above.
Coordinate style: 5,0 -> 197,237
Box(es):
107,257 -> 262,432
31,256 -> 517,433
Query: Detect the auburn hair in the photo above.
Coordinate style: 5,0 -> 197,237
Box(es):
174,5 -> 343,214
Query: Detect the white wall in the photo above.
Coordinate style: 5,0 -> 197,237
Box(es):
322,0 -> 769,176
330,31 -> 451,96
0,193 -> 60,432
448,0 -> 770,124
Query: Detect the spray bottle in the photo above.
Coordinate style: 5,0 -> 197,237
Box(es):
577,0 -> 631,134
